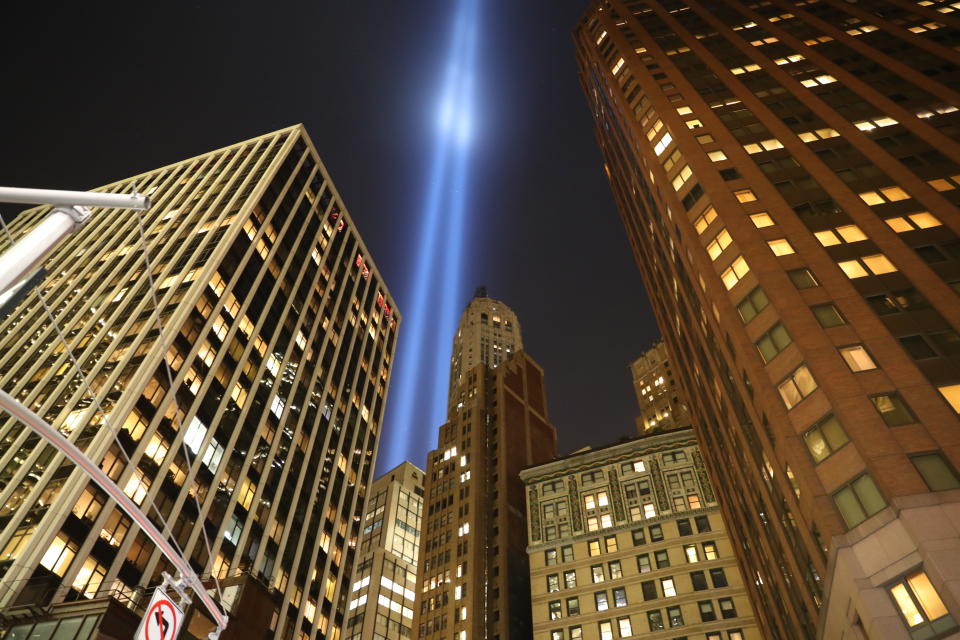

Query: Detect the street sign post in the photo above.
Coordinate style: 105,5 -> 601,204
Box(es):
136,586 -> 184,640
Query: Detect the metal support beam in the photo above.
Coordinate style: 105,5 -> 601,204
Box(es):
0,186 -> 150,210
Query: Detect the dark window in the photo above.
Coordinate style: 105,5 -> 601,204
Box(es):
900,335 -> 937,359
677,518 -> 692,536
787,268 -> 818,289
637,554 -> 651,573
737,286 -> 769,323
695,515 -> 711,533
911,453 -> 960,491
699,600 -> 717,622
812,304 -> 845,327
649,525 -> 664,542
871,393 -> 915,426
755,322 -> 792,363
641,580 -> 658,601
655,550 -> 670,568
647,609 -> 665,631
631,528 -> 646,545
691,571 -> 708,591
710,568 -> 728,587
719,597 -> 737,619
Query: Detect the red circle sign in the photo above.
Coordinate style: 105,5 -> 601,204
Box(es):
145,599 -> 178,640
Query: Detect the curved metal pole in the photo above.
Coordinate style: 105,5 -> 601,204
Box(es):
0,389 -> 228,631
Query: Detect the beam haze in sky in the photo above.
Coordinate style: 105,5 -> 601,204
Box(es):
381,0 -> 480,471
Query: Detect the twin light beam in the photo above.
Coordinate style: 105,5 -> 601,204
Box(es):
380,0 -> 480,471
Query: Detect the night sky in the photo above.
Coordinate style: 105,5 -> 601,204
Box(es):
0,1 -> 658,473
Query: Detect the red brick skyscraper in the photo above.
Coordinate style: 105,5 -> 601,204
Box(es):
575,2 -> 960,638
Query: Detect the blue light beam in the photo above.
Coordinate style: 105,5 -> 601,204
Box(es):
380,0 -> 481,471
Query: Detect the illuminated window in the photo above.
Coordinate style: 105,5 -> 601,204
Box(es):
862,254 -> 898,274
768,238 -> 795,256
708,150 -> 727,162
40,534 -> 78,576
618,617 -> 633,637
693,206 -> 718,234
882,186 -> 910,201
702,541 -> 718,560
598,621 -> 614,640
721,256 -> 751,290
859,191 -> 885,205
803,414 -> 849,463
814,229 -> 840,246
734,189 -> 757,203
654,132 -> 673,156
886,212 -> 943,232
888,570 -> 957,635
839,255 -> 898,278
840,345 -> 877,371
838,259 -> 870,278
122,468 -> 151,505
778,364 -> 818,409
706,229 -> 733,260
549,600 -> 562,620
937,384 -> 960,413
750,212 -> 774,228
672,165 -> 694,191
834,472 -> 887,528
605,535 -> 619,552
592,565 -> 605,584
807,226 -> 850,248
612,58 -> 625,74
595,591 -> 609,611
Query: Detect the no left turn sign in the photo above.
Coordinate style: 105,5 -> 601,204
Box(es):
136,586 -> 184,640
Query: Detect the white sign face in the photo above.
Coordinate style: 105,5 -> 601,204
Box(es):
136,586 -> 184,640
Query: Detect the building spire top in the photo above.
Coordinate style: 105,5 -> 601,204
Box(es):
473,285 -> 487,299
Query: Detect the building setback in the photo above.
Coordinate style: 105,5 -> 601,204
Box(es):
631,341 -> 691,434
0,125 -> 399,640
345,462 -> 424,640
414,295 -> 557,640
521,428 -> 760,640
574,2 -> 960,639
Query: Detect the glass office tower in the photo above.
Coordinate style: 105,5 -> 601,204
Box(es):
0,125 -> 399,640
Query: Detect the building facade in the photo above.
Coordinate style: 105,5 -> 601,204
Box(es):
574,2 -> 960,638
446,288 -> 522,413
521,429 -> 759,640
0,125 -> 399,640
345,462 -> 424,640
631,341 -> 691,434
414,296 -> 557,640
